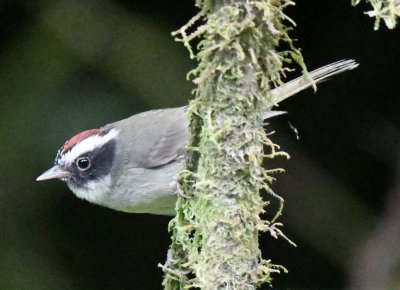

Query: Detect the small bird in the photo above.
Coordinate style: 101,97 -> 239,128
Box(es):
37,60 -> 358,215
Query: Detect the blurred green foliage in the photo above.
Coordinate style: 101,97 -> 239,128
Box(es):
0,0 -> 399,289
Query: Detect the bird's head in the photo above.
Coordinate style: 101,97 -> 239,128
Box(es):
37,128 -> 119,202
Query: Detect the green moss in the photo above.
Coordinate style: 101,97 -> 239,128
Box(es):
161,1 -> 304,289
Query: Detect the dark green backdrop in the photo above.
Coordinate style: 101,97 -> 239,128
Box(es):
1,0 -> 399,289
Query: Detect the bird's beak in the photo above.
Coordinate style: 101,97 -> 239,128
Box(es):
36,165 -> 70,181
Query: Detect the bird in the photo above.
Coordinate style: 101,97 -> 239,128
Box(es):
37,60 -> 358,215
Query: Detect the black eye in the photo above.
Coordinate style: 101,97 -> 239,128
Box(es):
76,157 -> 91,171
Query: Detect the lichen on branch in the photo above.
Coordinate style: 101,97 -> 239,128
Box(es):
161,0 -> 306,289
352,0 -> 400,29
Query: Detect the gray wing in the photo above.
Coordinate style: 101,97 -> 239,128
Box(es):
108,106 -> 188,169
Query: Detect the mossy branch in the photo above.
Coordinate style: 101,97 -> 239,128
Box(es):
352,0 -> 400,29
161,0 -> 306,289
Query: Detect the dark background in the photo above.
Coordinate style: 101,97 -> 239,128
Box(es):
1,0 -> 399,289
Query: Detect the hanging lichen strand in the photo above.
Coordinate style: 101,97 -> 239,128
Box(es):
161,0 -> 305,289
352,0 -> 400,30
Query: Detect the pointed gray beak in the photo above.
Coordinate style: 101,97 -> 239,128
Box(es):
36,165 -> 71,181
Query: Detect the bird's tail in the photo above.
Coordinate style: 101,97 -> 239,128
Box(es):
272,59 -> 358,103
270,59 -> 358,107
263,59 -> 358,119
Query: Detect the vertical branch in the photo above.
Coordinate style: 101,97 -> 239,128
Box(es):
161,0 -> 305,289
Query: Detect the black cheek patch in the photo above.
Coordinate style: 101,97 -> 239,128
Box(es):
87,140 -> 117,180
71,140 -> 117,187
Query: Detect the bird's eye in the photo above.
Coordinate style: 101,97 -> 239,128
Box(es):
76,157 -> 91,171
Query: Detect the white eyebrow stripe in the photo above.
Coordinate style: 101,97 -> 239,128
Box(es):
59,129 -> 119,165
